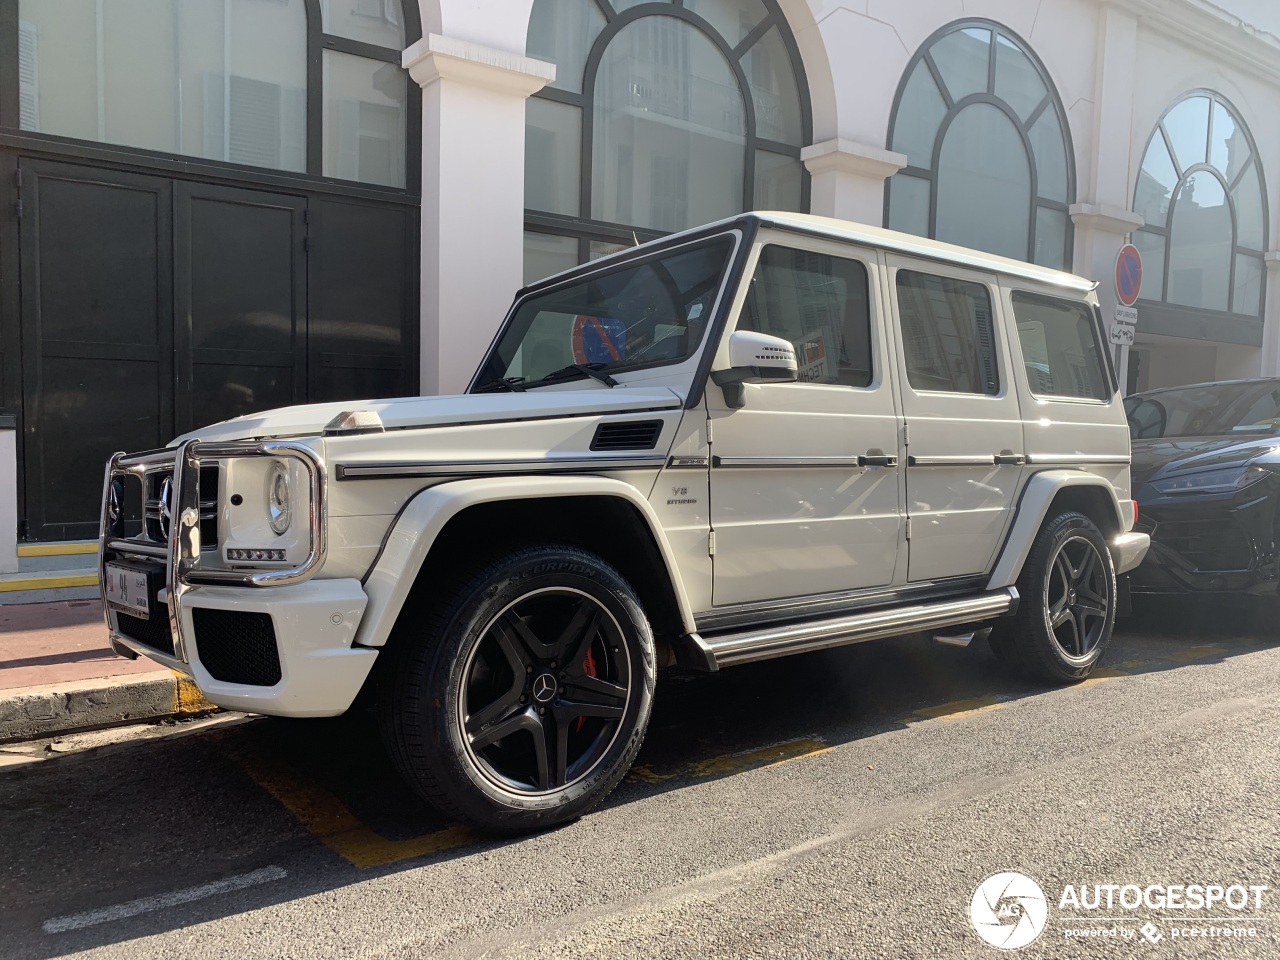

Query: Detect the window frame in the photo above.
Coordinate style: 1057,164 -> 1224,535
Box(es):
1131,90 -> 1268,341
1008,289 -> 1111,404
0,0 -> 422,196
524,0 -> 812,265
883,19 -> 1076,271
893,266 -> 1003,398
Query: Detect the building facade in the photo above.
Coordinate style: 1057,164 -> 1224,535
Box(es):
2,0 -> 1279,540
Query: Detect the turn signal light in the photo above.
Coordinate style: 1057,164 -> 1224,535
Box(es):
227,548 -> 287,563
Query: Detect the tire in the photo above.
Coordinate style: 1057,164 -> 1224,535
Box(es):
378,544 -> 655,834
988,512 -> 1116,683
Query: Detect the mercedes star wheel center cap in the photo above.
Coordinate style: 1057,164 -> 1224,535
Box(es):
532,673 -> 557,704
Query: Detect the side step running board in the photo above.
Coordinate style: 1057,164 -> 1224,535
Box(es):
688,588 -> 1018,670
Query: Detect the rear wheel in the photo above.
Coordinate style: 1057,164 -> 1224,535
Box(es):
379,545 -> 655,834
989,512 -> 1116,683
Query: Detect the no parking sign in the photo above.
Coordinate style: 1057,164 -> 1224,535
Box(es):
1115,244 -> 1142,307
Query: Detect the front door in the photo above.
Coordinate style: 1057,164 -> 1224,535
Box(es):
884,256 -> 1026,582
708,238 -> 904,608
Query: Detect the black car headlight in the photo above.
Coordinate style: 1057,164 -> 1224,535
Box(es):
1152,464 -> 1269,495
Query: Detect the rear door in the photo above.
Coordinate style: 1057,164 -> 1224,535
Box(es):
885,256 -> 1026,582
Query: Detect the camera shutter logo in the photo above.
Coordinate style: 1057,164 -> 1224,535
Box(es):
970,872 -> 1049,950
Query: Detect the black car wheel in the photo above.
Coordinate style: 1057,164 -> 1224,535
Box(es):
990,512 -> 1116,683
379,545 -> 655,834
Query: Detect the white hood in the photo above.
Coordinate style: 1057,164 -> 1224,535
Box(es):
171,387 -> 687,444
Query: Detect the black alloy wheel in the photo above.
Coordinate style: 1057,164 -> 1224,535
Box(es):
379,545 -> 655,834
989,511 -> 1117,683
460,587 -> 631,794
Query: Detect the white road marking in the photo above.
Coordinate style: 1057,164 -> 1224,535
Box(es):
43,866 -> 287,934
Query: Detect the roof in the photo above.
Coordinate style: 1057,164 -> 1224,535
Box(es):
748,212 -> 1096,293
520,211 -> 1098,296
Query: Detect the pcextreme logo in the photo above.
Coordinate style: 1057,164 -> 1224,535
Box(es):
970,872 -> 1049,950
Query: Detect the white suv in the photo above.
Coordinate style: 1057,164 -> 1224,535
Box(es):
99,213 -> 1149,833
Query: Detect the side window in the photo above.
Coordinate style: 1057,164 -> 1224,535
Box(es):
895,270 -> 999,395
739,246 -> 874,387
1010,292 -> 1109,400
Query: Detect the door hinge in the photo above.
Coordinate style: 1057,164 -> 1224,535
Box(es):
302,208 -> 311,225
14,168 -> 23,188
708,530 -> 716,556
302,236 -> 311,253
905,517 -> 913,540
902,422 -> 909,446
706,416 -> 713,444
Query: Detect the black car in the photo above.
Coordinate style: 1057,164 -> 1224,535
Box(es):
1126,378 -> 1280,597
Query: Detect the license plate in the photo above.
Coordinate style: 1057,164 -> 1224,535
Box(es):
105,563 -> 150,617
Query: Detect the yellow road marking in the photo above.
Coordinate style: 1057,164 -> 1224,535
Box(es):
16,541 -> 98,557
1166,645 -> 1227,663
1079,666 -> 1130,687
173,676 -> 217,717
626,737 -> 830,784
228,748 -> 478,869
904,694 -> 1005,724
0,573 -> 98,592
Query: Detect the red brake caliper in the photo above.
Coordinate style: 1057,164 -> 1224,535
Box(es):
575,646 -> 599,733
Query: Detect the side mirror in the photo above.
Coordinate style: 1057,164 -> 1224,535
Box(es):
711,331 -> 799,408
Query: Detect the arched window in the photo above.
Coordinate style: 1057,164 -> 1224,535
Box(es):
885,21 -> 1074,270
1133,93 -> 1267,319
15,0 -> 418,188
523,0 -> 810,282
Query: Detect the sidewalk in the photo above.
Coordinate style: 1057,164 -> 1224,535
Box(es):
0,600 -> 217,745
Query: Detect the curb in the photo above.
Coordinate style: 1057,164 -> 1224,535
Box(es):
0,671 -> 219,744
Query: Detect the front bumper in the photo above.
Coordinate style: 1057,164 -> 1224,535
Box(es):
1130,483 -> 1280,595
108,579 -> 376,716
100,439 -> 377,717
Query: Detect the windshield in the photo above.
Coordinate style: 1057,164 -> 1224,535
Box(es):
1125,381 -> 1280,439
472,237 -> 735,391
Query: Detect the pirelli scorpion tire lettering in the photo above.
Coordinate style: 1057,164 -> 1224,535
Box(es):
378,544 -> 656,834
989,511 -> 1117,684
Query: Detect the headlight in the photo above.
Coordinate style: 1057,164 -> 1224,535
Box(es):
267,461 -> 291,535
1152,464 -> 1269,495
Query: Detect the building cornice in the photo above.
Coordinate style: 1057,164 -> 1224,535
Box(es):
403,34 -> 555,97
801,139 -> 907,181
1070,202 -> 1146,235
1100,0 -> 1280,87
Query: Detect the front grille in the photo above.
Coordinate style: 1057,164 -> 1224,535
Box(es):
117,612 -> 176,656
192,609 -> 282,686
1153,519 -> 1253,572
144,465 -> 219,548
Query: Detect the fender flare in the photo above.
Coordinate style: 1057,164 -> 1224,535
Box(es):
353,475 -> 697,649
986,470 -> 1126,590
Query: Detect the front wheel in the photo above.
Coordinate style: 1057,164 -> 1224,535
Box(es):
989,512 -> 1116,683
379,545 -> 655,834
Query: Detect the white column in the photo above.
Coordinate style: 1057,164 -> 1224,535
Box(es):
0,418 -> 16,574
404,34 -> 554,396
1261,253 -> 1280,376
801,138 -> 906,227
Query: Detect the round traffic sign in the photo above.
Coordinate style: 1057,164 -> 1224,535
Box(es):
1115,243 -> 1142,307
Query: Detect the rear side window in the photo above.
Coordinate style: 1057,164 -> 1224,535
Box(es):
1010,292 -> 1109,401
739,245 -> 874,387
895,270 -> 999,395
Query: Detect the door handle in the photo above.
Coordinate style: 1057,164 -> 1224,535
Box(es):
994,451 -> 1027,466
860,450 -> 899,468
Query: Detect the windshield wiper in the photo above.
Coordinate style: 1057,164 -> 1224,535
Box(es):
540,363 -> 619,387
473,376 -> 527,393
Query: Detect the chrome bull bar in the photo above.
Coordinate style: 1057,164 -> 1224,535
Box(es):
99,439 -> 328,663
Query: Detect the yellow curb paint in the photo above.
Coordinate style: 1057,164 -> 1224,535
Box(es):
0,573 -> 98,592
1078,666 -> 1130,687
626,737 -> 829,785
227,748 -> 478,869
172,675 -> 217,716
16,542 -> 98,557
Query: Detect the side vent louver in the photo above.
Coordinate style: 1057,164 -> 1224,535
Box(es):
590,420 -> 664,452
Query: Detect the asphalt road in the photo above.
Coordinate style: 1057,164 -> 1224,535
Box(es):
1,597 -> 1277,959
